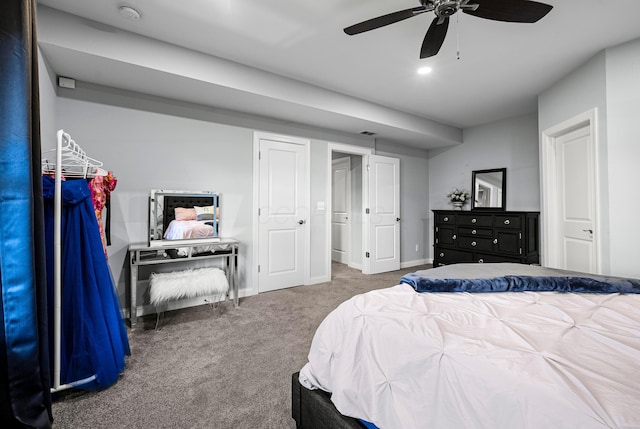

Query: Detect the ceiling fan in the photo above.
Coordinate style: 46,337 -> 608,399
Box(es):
344,0 -> 553,58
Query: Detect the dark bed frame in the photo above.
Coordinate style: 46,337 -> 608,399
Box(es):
291,372 -> 367,429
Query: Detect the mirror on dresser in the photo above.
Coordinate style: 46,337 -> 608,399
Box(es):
149,189 -> 219,246
471,168 -> 506,210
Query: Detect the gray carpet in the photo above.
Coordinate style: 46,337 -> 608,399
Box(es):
51,262 -> 431,428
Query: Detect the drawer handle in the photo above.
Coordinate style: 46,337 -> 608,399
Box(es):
493,238 -> 498,244
504,219 -> 510,225
471,229 -> 477,235
478,258 -> 484,263
471,218 -> 477,224
443,216 -> 449,222
471,241 -> 477,247
439,252 -> 445,257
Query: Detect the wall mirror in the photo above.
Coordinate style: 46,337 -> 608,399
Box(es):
149,189 -> 219,246
471,168 -> 506,210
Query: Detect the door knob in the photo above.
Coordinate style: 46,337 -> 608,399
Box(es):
583,229 -> 593,234
396,217 -> 401,222
298,220 -> 306,225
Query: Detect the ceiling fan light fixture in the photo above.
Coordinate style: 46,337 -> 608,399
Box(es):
417,66 -> 433,75
119,5 -> 141,21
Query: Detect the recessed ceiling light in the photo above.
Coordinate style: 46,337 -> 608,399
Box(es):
417,66 -> 433,75
119,5 -> 141,20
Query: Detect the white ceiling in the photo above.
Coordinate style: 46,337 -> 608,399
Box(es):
36,0 -> 640,149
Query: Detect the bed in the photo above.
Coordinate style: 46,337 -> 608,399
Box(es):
293,263 -> 640,429
162,195 -> 219,240
160,195 -> 221,256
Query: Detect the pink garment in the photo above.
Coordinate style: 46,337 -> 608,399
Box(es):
89,171 -> 117,256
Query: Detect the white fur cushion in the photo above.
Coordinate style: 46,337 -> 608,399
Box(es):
149,267 -> 229,306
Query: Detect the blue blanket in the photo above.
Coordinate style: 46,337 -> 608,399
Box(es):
400,273 -> 640,294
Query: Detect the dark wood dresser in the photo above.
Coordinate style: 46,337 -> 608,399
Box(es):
433,210 -> 540,267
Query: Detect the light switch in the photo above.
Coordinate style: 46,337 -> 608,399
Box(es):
316,201 -> 325,211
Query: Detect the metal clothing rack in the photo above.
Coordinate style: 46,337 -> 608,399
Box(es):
42,129 -> 107,393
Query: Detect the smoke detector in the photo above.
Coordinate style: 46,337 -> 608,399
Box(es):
119,5 -> 141,20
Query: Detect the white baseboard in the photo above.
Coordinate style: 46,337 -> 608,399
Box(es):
348,262 -> 363,271
401,258 -> 432,269
307,275 -> 330,285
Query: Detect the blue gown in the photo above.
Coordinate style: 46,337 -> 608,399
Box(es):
43,175 -> 130,390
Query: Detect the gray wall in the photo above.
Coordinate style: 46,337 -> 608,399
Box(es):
606,39 -> 640,277
427,113 -> 540,260
38,51 -> 57,148
41,78 -> 432,303
605,38 -> 640,278
538,51 -> 610,274
309,139 -> 329,281
538,37 -> 640,278
54,94 -> 254,305
377,142 -> 430,266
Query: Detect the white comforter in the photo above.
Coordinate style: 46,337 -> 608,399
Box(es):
299,266 -> 640,429
164,219 -> 214,240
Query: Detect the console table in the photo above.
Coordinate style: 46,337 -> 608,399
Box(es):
128,238 -> 239,329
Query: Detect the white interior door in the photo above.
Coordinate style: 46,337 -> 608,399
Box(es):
332,157 -> 351,264
555,125 -> 597,273
258,137 -> 307,292
364,154 -> 400,274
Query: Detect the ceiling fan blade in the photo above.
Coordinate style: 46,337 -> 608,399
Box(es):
420,16 -> 449,59
462,0 -> 553,23
344,6 -> 429,35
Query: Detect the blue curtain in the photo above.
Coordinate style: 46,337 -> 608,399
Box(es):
0,0 -> 53,427
42,176 -> 130,389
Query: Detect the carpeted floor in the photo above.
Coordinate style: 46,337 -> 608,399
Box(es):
51,262 -> 431,428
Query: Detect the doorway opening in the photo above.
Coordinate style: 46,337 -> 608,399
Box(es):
331,153 -> 360,269
326,144 -> 373,280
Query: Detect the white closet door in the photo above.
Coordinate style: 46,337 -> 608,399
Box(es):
258,138 -> 307,292
556,125 -> 597,273
364,154 -> 400,274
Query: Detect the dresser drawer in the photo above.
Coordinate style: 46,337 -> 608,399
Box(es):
435,225 -> 456,246
457,236 -> 493,252
458,226 -> 493,237
457,213 -> 492,227
435,248 -> 474,263
435,213 -> 456,225
494,215 -> 522,229
495,230 -> 521,255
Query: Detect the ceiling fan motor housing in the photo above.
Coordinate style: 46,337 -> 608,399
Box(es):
435,1 -> 460,18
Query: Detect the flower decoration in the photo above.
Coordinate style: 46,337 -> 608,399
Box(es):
447,188 -> 469,203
